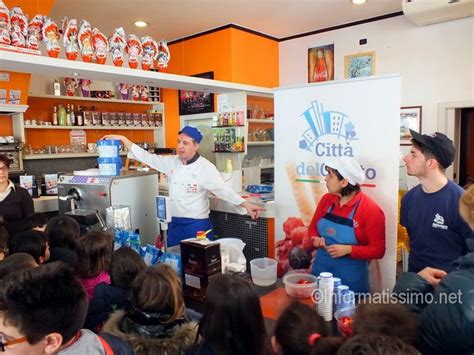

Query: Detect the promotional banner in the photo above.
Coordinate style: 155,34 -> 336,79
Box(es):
274,75 -> 400,292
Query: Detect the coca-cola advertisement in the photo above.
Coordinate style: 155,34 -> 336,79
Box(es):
308,44 -> 334,83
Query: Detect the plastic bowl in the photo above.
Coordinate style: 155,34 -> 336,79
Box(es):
250,257 -> 277,286
282,272 -> 318,299
334,307 -> 356,337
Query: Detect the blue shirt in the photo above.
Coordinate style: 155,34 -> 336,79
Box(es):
401,180 -> 472,273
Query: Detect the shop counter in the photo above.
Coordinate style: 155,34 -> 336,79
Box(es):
33,195 -> 59,213
209,194 -> 275,218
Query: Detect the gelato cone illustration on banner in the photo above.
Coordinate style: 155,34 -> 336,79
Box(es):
62,17 -> 78,60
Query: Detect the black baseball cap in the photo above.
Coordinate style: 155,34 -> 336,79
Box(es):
409,129 -> 455,169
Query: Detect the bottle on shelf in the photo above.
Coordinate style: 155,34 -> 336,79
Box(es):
53,80 -> 61,96
52,105 -> 58,126
70,104 -> 76,126
58,104 -> 66,126
76,105 -> 84,126
66,104 -> 71,126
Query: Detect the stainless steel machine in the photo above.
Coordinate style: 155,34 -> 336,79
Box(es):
58,171 -> 159,245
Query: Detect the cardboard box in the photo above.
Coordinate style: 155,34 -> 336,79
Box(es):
180,238 -> 221,302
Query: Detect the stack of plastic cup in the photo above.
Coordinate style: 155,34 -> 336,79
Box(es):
317,272 -> 334,321
333,277 -> 342,312
97,139 -> 122,176
336,285 -> 355,311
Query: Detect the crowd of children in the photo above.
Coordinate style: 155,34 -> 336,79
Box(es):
0,185 -> 473,354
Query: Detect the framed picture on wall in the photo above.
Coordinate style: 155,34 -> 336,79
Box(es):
308,44 -> 334,83
400,106 -> 422,145
178,71 -> 214,115
344,51 -> 376,79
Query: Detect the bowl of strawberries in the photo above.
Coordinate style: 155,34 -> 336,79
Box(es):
282,272 -> 318,299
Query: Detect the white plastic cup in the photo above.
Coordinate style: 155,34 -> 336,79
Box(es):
250,257 -> 277,286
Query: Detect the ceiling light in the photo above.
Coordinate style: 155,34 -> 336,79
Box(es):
134,21 -> 148,28
72,72 -> 79,76
352,0 -> 366,4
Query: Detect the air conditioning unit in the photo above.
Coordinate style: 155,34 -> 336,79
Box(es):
402,0 -> 474,26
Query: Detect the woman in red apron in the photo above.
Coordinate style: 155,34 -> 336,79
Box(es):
309,157 -> 386,294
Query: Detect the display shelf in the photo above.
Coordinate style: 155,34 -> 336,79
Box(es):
0,104 -> 29,114
248,118 -> 274,124
211,125 -> 245,128
260,164 -> 274,169
28,94 -> 155,105
0,51 -> 273,96
23,151 -> 128,160
247,141 -> 274,146
24,125 -> 163,130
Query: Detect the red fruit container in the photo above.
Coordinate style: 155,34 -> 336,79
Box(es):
334,307 -> 356,337
283,272 -> 317,298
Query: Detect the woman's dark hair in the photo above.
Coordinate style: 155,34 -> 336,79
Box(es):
336,334 -> 419,355
0,154 -> 11,168
275,302 -> 344,355
75,231 -> 112,278
8,230 -> 47,264
0,252 -> 37,279
353,303 -> 418,345
25,212 -> 48,230
326,166 -> 361,197
131,264 -> 185,323
196,274 -> 271,355
110,246 -> 146,288
44,216 -> 80,250
0,226 -> 8,255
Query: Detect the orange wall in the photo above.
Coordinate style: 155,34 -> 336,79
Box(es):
0,0 -> 56,134
163,27 -> 278,147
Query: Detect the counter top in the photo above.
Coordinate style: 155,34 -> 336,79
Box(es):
33,195 -> 59,213
209,193 -> 275,218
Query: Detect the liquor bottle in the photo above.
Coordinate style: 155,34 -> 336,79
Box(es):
58,105 -> 66,126
53,80 -> 61,96
70,104 -> 76,126
52,105 -> 58,125
76,105 -> 84,126
66,104 -> 71,126
313,49 -> 328,82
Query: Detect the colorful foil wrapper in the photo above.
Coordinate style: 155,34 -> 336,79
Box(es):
141,36 -> 157,71
141,86 -> 149,101
42,17 -> 60,58
62,17 -> 79,60
117,83 -> 129,100
64,77 -> 79,96
78,19 -> 93,62
80,79 -> 91,97
9,6 -> 27,48
156,39 -> 171,69
27,14 -> 43,51
0,1 -> 10,45
109,27 -> 126,67
126,34 -> 142,69
92,27 -> 108,64
131,85 -> 141,101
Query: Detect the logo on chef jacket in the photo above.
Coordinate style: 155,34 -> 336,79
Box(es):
432,213 -> 448,230
187,183 -> 198,193
326,227 -> 336,236
298,100 -> 357,157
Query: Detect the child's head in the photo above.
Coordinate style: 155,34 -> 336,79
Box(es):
0,262 -> 88,354
25,213 -> 48,232
131,264 -> 184,323
273,302 -> 343,355
0,252 -> 38,279
110,246 -> 146,288
336,334 -> 419,355
197,273 -> 271,355
8,230 -> 50,264
75,231 -> 112,278
353,303 -> 418,345
0,226 -> 8,261
44,216 -> 80,250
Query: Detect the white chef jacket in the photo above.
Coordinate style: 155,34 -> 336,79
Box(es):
129,144 -> 245,219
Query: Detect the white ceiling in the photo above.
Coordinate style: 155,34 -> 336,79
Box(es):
50,0 -> 402,42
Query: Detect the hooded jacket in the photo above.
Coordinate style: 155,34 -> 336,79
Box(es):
103,308 -> 198,355
393,240 -> 474,355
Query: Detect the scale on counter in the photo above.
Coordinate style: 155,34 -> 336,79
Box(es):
156,195 -> 172,250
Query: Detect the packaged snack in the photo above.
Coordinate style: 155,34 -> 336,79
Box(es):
101,112 -> 111,126
9,6 -> 27,48
27,14 -> 43,51
141,36 -> 157,70
42,17 -> 60,57
0,1 -> 10,45
156,39 -> 171,69
92,27 -> 108,64
109,27 -> 126,67
125,112 -> 134,126
117,112 -> 126,126
126,34 -> 142,69
62,17 -> 78,60
78,20 -> 93,62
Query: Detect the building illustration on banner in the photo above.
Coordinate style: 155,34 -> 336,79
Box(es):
299,100 -> 357,158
